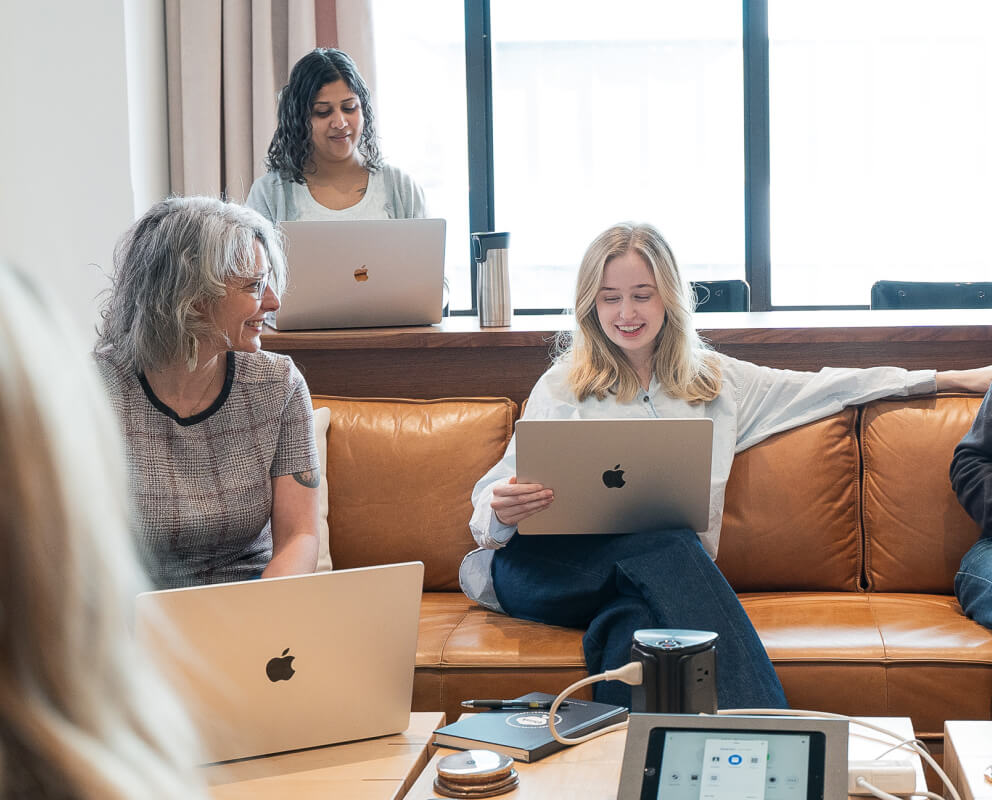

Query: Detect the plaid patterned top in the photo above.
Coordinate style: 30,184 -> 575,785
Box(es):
95,348 -> 319,588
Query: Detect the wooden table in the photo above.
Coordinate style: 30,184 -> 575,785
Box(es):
203,711 -> 443,799
944,720 -> 992,800
402,716 -> 925,799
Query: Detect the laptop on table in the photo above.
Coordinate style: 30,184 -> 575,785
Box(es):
277,218 -> 446,330
135,562 -> 424,763
514,419 -> 713,535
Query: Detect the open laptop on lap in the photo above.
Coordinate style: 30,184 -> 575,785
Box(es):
277,218 -> 445,330
135,562 -> 424,763
514,419 -> 713,535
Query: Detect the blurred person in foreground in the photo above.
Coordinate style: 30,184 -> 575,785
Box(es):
0,262 -> 206,798
95,197 -> 320,589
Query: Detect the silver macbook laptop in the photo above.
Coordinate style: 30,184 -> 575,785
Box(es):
514,419 -> 713,535
277,218 -> 445,330
135,562 -> 424,763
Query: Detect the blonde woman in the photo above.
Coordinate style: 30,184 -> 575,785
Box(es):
460,222 -> 992,709
0,264 -> 206,798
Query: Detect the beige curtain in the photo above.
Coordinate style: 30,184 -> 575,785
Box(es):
166,0 -> 316,200
333,0 -> 376,99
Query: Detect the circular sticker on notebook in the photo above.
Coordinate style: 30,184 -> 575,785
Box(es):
505,711 -> 563,729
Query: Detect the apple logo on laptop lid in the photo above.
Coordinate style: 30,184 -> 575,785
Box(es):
602,464 -> 626,489
265,648 -> 296,682
354,265 -> 369,282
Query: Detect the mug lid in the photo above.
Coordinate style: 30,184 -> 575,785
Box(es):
470,231 -> 510,248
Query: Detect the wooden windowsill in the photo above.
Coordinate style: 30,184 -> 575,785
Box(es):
262,309 -> 992,351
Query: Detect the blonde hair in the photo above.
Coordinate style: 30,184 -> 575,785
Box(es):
0,264 -> 206,798
565,222 -> 722,404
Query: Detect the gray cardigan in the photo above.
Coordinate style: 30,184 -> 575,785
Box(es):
244,164 -> 427,224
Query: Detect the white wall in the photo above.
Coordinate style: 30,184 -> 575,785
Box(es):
0,0 -> 169,335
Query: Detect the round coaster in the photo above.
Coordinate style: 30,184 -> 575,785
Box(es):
433,772 -> 519,798
435,750 -> 519,798
437,749 -> 514,782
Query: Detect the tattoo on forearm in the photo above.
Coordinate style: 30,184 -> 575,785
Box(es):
292,469 -> 320,488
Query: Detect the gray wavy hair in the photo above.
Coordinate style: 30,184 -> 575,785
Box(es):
97,196 -> 286,372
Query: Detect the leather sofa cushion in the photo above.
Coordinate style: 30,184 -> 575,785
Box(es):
744,591 -> 992,737
862,395 -> 982,592
414,591 -> 992,738
718,408 -> 862,592
312,396 -> 516,591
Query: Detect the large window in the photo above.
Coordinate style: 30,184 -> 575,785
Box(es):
489,2 -> 744,310
373,1 -> 992,312
769,0 -> 992,307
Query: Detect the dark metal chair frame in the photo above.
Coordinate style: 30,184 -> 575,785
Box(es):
870,280 -> 992,310
691,279 -> 751,312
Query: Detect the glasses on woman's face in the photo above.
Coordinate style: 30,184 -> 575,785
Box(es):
242,269 -> 272,300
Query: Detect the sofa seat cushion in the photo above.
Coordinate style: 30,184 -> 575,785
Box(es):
415,593 -> 992,737
742,592 -> 992,738
413,593 -> 589,724
416,593 -> 584,669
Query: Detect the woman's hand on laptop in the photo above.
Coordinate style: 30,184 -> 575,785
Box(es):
493,477 -> 554,525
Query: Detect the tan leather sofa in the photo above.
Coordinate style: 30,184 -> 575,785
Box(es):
312,393 -> 992,748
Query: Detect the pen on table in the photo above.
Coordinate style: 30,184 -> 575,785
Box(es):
460,699 -> 570,710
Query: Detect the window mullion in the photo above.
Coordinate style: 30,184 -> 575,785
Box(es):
743,0 -> 771,311
464,0 -> 495,315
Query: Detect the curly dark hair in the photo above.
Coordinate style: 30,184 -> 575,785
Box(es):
265,48 -> 383,183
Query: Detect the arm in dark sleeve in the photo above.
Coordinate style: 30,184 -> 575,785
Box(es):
950,385 -> 992,534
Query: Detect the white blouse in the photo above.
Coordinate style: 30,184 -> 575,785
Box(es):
460,353 -> 936,612
292,170 -> 391,220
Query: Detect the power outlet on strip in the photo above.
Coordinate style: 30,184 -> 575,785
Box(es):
847,759 -> 917,795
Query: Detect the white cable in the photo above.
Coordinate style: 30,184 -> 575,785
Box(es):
856,776 -> 907,800
717,708 -> 960,800
547,661 -> 643,745
875,738 -> 930,760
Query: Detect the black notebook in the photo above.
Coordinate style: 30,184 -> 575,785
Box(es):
433,692 -> 628,762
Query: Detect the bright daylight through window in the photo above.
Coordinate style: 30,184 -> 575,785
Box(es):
769,0 -> 992,306
373,0 -> 992,312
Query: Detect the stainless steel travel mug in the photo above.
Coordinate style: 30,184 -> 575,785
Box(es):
472,231 -> 511,327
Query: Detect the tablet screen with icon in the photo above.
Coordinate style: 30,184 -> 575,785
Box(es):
644,728 -> 824,799
617,714 -> 847,800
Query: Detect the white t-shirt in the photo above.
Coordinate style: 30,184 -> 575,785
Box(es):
292,170 -> 391,220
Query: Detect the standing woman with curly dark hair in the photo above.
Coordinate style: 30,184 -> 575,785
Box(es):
246,48 -> 426,223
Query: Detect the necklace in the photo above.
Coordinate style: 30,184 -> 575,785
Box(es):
184,366 -> 220,416
147,358 -> 223,418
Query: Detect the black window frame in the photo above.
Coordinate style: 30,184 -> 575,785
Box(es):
459,0 -> 876,314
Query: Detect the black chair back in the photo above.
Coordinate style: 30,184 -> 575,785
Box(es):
870,280 -> 992,310
691,280 -> 751,312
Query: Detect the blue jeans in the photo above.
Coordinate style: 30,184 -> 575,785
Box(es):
955,537 -> 992,627
491,529 -> 788,710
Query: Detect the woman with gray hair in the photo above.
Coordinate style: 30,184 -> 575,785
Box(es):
0,262 -> 207,798
95,196 -> 320,589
